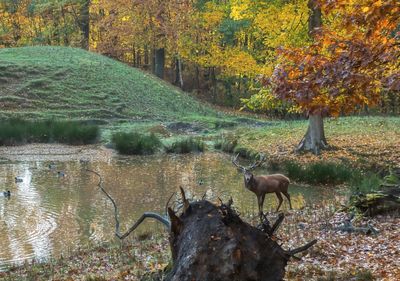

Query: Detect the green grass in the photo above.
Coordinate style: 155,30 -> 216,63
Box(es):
0,46 -> 216,121
112,132 -> 162,155
284,161 -> 353,185
165,137 -> 205,154
0,119 -> 99,145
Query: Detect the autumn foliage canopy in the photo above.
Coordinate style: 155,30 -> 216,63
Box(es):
268,0 -> 400,117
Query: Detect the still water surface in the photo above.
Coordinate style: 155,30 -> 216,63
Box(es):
0,152 -> 341,269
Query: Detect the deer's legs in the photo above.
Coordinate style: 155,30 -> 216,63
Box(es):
275,192 -> 283,212
257,195 -> 267,221
257,196 -> 263,216
282,191 -> 292,209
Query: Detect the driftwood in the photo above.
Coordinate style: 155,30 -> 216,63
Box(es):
88,171 -> 317,280
334,213 -> 379,235
87,169 -> 171,239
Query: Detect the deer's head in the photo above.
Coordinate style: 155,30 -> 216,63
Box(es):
232,153 -> 265,187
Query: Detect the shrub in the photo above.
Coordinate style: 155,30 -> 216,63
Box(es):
307,162 -> 352,184
0,119 -> 99,145
165,138 -> 205,154
350,171 -> 382,193
52,121 -> 99,145
232,145 -> 259,159
284,161 -> 304,182
284,161 -> 353,185
214,139 -> 237,153
112,132 -> 162,155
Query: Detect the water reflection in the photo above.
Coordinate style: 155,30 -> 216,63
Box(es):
0,152 -> 343,269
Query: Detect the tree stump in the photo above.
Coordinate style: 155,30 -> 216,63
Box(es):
167,196 -> 315,281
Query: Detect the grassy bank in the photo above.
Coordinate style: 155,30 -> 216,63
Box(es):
232,116 -> 400,171
0,46 -> 215,121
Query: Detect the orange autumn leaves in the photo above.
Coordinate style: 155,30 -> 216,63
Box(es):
266,0 -> 400,117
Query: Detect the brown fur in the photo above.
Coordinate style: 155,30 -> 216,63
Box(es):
244,172 -> 292,214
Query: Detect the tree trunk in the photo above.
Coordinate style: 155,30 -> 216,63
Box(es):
297,113 -> 327,155
79,0 -> 90,49
167,198 -> 316,281
307,0 -> 322,37
297,1 -> 326,155
154,48 -> 165,79
174,57 -> 184,88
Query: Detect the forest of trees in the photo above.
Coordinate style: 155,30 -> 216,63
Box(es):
0,0 -> 399,117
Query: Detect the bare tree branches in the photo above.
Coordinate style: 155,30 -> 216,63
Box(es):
287,239 -> 318,256
86,169 -> 170,240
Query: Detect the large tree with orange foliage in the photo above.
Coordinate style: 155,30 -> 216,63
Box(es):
266,0 -> 399,154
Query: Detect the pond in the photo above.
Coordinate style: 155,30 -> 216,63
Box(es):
0,148 -> 345,270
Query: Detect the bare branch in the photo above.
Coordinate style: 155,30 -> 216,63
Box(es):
165,192 -> 176,217
287,239 -> 317,256
86,169 -> 170,240
270,213 -> 285,234
117,212 -> 170,240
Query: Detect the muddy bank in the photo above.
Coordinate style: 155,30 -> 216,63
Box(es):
0,144 -> 114,162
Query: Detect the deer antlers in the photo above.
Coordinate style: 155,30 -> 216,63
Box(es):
232,153 -> 266,172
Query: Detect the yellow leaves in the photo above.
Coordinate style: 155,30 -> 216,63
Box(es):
230,0 -> 251,20
201,2 -> 225,28
121,15 -> 130,22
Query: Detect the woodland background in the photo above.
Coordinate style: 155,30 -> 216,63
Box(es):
1,0 -> 398,116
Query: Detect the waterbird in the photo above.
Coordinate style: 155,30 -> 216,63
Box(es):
3,190 -> 11,197
57,171 -> 65,177
15,177 -> 23,183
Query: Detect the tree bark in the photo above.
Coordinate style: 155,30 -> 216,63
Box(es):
154,48 -> 165,79
167,197 -> 316,281
297,113 -> 328,155
174,57 -> 183,88
307,0 -> 322,37
79,0 -> 90,49
297,1 -> 326,155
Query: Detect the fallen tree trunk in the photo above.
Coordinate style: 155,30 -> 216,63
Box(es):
88,170 -> 316,281
167,190 -> 316,281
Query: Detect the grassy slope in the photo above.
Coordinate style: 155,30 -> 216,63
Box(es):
0,46 -> 215,120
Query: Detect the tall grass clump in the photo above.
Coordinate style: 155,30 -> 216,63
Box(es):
0,119 -> 99,145
52,121 -> 99,145
165,137 -> 205,154
214,138 -> 237,153
284,161 -> 353,184
350,171 -> 382,193
232,145 -> 258,159
112,132 -> 162,155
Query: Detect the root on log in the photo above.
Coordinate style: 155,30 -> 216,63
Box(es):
167,198 -> 316,281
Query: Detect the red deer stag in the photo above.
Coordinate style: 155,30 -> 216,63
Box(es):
232,154 -> 292,215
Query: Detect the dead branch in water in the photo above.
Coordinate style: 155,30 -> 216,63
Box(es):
86,169 -> 170,240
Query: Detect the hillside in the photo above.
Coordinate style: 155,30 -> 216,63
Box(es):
0,46 -> 216,121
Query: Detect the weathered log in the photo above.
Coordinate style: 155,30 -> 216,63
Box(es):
351,186 -> 400,216
167,197 -> 316,281
89,170 -> 316,280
